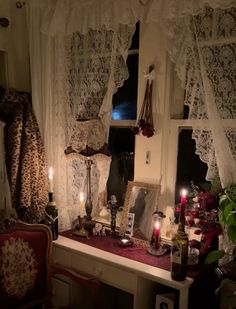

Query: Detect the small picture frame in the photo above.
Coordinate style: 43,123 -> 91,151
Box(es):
119,181 -> 161,245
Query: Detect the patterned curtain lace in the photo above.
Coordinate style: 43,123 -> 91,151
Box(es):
47,25 -> 134,230
146,3 -> 236,187
184,7 -> 236,187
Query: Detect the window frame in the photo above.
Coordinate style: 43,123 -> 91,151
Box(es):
167,119 -> 236,206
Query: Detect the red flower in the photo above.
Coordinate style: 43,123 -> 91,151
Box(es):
198,192 -> 217,211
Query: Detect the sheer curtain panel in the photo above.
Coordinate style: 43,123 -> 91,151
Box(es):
27,0 -> 140,229
147,1 -> 236,188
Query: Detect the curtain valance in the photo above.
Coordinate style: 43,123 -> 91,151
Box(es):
40,0 -> 144,35
38,0 -> 236,36
146,0 -> 236,21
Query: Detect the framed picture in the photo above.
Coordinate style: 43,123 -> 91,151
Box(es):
119,181 -> 161,245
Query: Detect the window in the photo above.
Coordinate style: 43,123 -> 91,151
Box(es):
106,23 -> 139,206
175,129 -> 208,203
167,67 -> 209,205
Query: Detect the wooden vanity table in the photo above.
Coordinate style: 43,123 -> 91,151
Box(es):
52,234 -> 194,309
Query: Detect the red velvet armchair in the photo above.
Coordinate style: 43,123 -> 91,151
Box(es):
0,218 -> 102,309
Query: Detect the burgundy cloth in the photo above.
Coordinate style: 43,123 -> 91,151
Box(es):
60,230 -> 199,278
0,230 -> 48,308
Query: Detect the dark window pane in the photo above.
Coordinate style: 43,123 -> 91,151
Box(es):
112,22 -> 139,121
130,22 -> 139,50
112,54 -> 138,120
183,104 -> 189,119
107,127 -> 135,205
175,129 -> 209,204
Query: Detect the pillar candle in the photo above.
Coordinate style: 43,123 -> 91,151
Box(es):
154,221 -> 160,249
79,192 -> 85,217
48,167 -> 54,193
180,189 -> 187,205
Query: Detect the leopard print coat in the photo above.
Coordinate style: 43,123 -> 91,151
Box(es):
0,88 -> 48,223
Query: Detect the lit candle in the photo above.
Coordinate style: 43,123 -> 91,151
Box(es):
154,221 -> 160,249
180,189 -> 187,205
48,167 -> 54,193
119,236 -> 133,247
121,238 -> 129,244
79,192 -> 85,217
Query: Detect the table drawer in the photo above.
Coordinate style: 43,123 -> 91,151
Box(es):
52,246 -> 71,267
70,251 -> 137,293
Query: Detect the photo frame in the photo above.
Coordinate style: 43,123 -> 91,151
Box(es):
119,181 -> 161,245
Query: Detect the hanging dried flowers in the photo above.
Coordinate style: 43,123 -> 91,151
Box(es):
134,65 -> 155,138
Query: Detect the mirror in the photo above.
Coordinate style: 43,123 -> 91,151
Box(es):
119,181 -> 161,244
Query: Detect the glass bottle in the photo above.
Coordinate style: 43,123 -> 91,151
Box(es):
171,201 -> 188,281
45,192 -> 58,240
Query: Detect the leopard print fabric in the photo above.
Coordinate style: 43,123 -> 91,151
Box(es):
0,89 -> 48,223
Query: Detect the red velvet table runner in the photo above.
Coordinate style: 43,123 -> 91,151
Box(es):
60,230 -> 198,278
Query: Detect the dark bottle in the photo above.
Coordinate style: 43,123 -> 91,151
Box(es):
171,202 -> 188,281
45,192 -> 58,240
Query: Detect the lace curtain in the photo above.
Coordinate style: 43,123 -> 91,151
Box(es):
146,1 -> 236,188
51,26 -> 134,229
27,0 -> 137,229
40,0 -> 144,35
27,0 -> 236,229
186,8 -> 236,187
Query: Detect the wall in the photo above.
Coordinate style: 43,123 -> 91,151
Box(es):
0,0 -> 30,210
0,0 -> 30,91
135,21 -> 172,209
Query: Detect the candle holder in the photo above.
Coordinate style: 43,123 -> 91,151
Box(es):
148,211 -> 166,256
107,195 -> 123,237
73,216 -> 89,239
84,159 -> 95,231
119,235 -> 134,247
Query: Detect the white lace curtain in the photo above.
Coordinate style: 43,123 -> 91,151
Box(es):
27,0 -> 236,229
27,0 -> 139,229
147,1 -> 236,188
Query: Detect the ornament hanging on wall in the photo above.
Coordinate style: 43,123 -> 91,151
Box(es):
134,65 -> 155,138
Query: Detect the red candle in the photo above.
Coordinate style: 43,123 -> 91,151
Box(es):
154,221 -> 160,249
180,189 -> 187,205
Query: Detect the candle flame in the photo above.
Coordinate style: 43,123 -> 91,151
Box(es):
121,238 -> 129,244
181,189 -> 187,197
154,221 -> 160,229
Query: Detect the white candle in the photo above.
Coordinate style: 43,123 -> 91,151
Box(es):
79,192 -> 85,217
48,167 -> 54,193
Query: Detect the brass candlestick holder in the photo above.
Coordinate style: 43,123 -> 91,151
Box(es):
84,159 -> 95,231
73,216 -> 89,239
